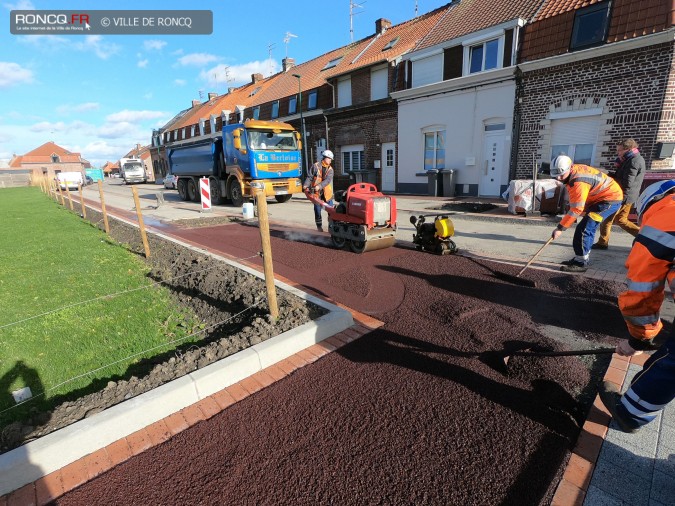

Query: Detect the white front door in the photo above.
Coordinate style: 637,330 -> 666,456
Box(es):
381,142 -> 395,192
480,132 -> 505,196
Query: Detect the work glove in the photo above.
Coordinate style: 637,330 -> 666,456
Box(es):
551,228 -> 562,240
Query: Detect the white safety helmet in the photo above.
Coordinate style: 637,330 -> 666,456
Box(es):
321,149 -> 334,160
550,155 -> 573,178
635,179 -> 675,223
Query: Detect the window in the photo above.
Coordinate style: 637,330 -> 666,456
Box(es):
337,77 -> 352,108
469,38 -> 499,74
252,107 -> 260,120
271,101 -> 279,119
571,2 -> 611,50
551,144 -> 594,165
424,130 -> 445,170
51,154 -> 60,163
308,91 -> 317,110
341,145 -> 365,175
485,123 -> 506,132
250,86 -> 261,97
383,37 -> 399,51
288,96 -> 297,114
322,56 -> 343,70
371,66 -> 388,101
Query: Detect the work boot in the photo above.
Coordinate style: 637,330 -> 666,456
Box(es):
592,243 -> 609,250
560,258 -> 578,266
316,224 -> 323,232
598,381 -> 639,433
560,260 -> 588,272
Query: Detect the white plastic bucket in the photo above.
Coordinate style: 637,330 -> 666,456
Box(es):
242,202 -> 254,219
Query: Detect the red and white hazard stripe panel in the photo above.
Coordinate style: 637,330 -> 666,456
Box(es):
200,177 -> 211,211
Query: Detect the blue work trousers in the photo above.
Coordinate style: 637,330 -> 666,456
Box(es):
313,197 -> 334,227
617,329 -> 675,428
573,202 -> 621,258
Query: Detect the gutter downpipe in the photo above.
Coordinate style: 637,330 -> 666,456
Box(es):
323,80 -> 336,149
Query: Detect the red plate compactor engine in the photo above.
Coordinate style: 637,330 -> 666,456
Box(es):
305,183 -> 397,253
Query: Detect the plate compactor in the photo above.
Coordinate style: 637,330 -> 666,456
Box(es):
409,214 -> 458,255
305,183 -> 397,253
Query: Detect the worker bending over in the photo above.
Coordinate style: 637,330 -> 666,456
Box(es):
549,155 -> 623,272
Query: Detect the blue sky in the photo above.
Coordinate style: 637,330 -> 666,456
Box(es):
0,0 -> 449,167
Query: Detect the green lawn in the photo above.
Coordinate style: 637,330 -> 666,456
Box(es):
0,187 -> 198,422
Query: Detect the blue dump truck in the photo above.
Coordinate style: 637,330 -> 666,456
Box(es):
167,119 -> 303,206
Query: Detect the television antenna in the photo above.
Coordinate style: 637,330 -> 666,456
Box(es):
350,0 -> 365,42
283,32 -> 298,58
267,42 -> 277,75
415,0 -> 418,16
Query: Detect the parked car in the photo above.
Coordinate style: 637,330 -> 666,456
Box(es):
163,173 -> 178,190
84,175 -> 94,185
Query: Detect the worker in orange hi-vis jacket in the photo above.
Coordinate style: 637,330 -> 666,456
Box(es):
598,179 -> 675,433
549,155 -> 623,273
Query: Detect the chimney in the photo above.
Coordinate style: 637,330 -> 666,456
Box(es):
207,92 -> 217,100
191,99 -> 200,108
375,18 -> 392,34
251,73 -> 263,83
282,57 -> 295,72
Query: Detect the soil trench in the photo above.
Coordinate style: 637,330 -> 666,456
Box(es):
51,217 -> 632,506
1,209 -> 324,453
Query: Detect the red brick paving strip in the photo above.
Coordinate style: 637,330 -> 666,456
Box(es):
0,317 -> 378,505
550,351 -> 644,504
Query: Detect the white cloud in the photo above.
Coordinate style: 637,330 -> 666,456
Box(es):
200,60 -> 277,87
174,79 -> 186,86
56,102 -> 100,114
29,120 -> 90,133
73,35 -> 120,60
143,92 -> 153,100
177,52 -> 219,67
137,59 -> 149,68
0,62 -> 34,88
97,122 -> 138,139
171,49 -> 184,56
4,0 -> 34,9
105,109 -> 168,122
143,40 -> 166,51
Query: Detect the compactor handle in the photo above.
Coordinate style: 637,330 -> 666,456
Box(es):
348,183 -> 378,194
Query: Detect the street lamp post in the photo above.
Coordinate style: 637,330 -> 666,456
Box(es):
292,73 -> 310,177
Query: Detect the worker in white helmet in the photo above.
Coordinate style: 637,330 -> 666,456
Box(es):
549,154 -> 623,272
303,150 -> 335,232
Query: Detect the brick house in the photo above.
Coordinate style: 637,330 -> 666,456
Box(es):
152,6 -> 448,193
515,0 -> 675,184
8,141 -> 89,181
392,0 -> 550,197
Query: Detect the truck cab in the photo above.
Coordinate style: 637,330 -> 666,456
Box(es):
168,119 -> 303,206
119,158 -> 147,184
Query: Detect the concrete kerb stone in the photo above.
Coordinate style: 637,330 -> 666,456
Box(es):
0,220 -> 354,497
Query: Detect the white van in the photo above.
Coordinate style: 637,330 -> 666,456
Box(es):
56,171 -> 84,190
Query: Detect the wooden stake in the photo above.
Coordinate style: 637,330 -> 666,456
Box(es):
57,183 -> 65,206
255,189 -> 279,319
97,180 -> 110,235
65,184 -> 74,211
78,184 -> 87,219
131,186 -> 151,258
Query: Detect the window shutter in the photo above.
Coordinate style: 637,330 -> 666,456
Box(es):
371,66 -> 388,101
413,54 -> 443,87
337,78 -> 352,108
551,116 -> 600,146
503,29 -> 514,68
443,46 -> 463,80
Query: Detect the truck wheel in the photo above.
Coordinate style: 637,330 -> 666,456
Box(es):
274,194 -> 292,203
177,178 -> 189,201
228,179 -> 244,207
187,178 -> 199,202
210,177 -> 224,205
